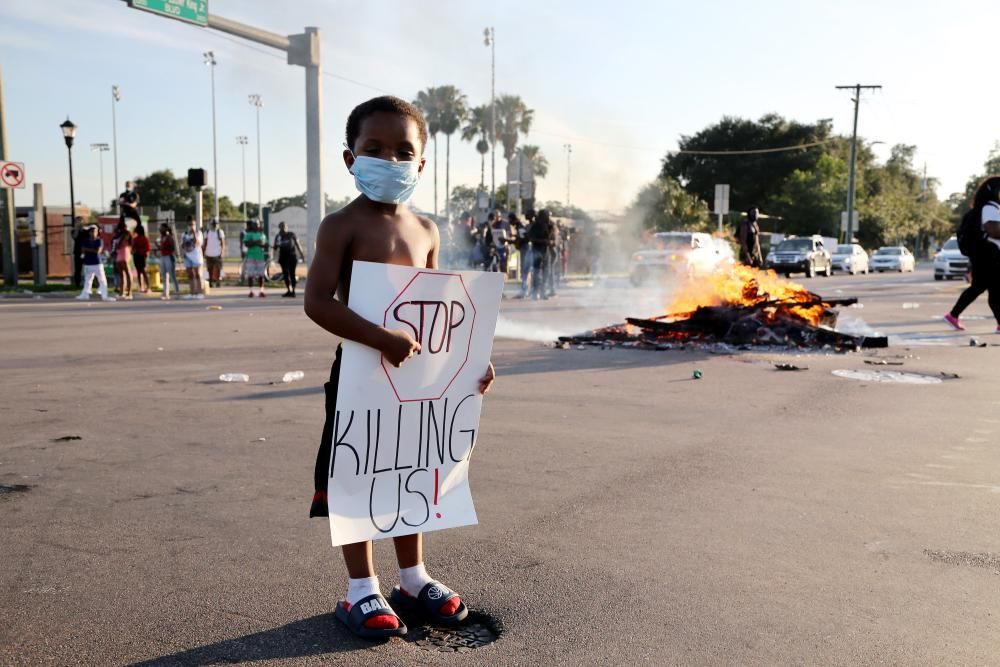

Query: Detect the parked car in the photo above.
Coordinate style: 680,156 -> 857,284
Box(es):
830,243 -> 869,275
629,232 -> 720,285
933,237 -> 969,280
764,236 -> 832,278
870,246 -> 916,272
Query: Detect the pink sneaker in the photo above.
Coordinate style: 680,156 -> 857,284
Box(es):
944,313 -> 964,331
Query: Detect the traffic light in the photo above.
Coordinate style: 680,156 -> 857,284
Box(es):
187,168 -> 207,188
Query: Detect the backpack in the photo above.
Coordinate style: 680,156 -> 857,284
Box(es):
957,203 -> 995,258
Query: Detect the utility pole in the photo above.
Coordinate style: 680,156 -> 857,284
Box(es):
90,143 -> 110,212
836,83 -> 881,243
0,64 -> 16,286
111,85 -> 120,210
249,94 -> 263,220
204,51 -> 219,222
483,27 -> 495,209
237,136 -> 248,220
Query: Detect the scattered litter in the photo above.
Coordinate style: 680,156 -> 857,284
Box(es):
970,338 -> 987,348
257,437 -> 267,442
902,303 -> 921,309
864,359 -> 904,366
219,373 -> 250,383
281,370 -> 305,383
774,363 -> 808,371
156,347 -> 164,351
0,484 -> 32,496
692,369 -> 703,379
849,303 -> 865,308
832,369 -> 943,385
50,435 -> 82,442
206,305 -> 223,311
939,371 -> 961,380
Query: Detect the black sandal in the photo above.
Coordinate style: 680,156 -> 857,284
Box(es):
389,581 -> 469,626
334,593 -> 407,640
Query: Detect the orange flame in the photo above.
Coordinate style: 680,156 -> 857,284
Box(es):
666,264 -> 826,326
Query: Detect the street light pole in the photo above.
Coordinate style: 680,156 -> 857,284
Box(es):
60,118 -> 78,242
90,143 -> 110,213
111,85 -> 120,210
249,94 -> 263,221
236,136 -> 248,220
483,27 -> 495,209
835,83 -> 881,243
564,143 -> 572,207
204,51 -> 219,222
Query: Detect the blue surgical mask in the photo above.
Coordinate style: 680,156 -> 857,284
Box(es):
349,154 -> 421,204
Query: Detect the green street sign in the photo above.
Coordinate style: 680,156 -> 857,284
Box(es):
129,0 -> 208,27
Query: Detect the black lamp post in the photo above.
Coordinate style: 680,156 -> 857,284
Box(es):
60,118 -> 77,230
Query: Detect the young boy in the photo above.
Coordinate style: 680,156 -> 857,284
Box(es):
304,96 -> 495,640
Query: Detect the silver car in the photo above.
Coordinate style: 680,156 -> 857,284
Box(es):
830,244 -> 869,275
933,237 -> 969,280
870,246 -> 916,272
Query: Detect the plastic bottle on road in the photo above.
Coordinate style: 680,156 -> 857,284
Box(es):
219,373 -> 250,383
282,371 -> 305,383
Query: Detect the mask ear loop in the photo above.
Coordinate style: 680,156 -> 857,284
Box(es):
343,142 -> 358,174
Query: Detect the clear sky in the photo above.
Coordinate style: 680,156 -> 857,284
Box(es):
1,0 -> 996,216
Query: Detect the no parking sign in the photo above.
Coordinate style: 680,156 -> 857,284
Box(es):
1,161 -> 25,189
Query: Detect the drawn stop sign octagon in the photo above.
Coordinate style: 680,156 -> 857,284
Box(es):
382,271 -> 477,402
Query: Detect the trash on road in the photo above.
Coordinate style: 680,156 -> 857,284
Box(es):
206,305 -> 223,311
970,338 -> 987,348
219,373 -> 250,383
281,370 -> 305,383
774,363 -> 808,371
692,369 -> 703,379
50,435 -> 82,442
864,359 -> 904,366
832,369 -> 943,385
902,303 -> 920,309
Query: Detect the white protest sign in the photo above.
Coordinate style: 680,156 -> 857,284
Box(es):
327,261 -> 504,546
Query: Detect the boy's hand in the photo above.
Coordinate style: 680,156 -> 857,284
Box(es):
478,361 -> 496,395
380,328 -> 421,367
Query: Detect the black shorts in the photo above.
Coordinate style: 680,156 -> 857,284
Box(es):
309,346 -> 342,518
133,254 -> 147,272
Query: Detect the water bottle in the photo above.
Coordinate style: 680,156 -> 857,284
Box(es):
219,373 -> 250,383
282,370 -> 305,383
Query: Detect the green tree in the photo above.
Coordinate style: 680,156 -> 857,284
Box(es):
449,185 -> 479,219
434,85 -> 468,222
770,151 -> 849,237
413,88 -> 443,216
461,104 -> 493,188
494,94 -> 533,161
516,144 -> 548,178
626,177 -> 711,233
538,200 -> 591,222
660,114 -> 835,214
133,169 -> 193,218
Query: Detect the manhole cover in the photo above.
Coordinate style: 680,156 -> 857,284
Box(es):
832,369 -> 943,384
0,484 -> 32,497
405,611 -> 503,652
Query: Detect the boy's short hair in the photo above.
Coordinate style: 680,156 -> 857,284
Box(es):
346,96 -> 428,153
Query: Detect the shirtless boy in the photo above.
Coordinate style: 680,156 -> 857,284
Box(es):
304,96 -> 495,640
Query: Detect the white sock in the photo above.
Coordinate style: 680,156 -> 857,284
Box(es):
399,563 -> 434,596
345,575 -> 380,606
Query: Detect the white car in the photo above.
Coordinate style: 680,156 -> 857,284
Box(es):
870,246 -> 915,272
933,237 -> 970,281
629,232 -> 721,285
830,244 -> 869,275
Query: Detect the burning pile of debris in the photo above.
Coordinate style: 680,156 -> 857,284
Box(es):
561,265 -> 887,352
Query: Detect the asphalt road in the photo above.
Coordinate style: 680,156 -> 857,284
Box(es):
3,266 -> 1000,665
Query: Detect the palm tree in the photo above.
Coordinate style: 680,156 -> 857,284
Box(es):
461,104 -> 494,189
494,95 -> 534,207
516,145 -> 548,179
413,88 -> 443,216
435,85 -> 468,223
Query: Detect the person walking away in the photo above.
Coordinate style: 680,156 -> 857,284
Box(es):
527,209 -> 553,299
118,181 -> 141,225
111,219 -> 134,299
517,211 -> 534,296
490,214 -> 510,273
544,219 -> 560,297
71,217 -> 85,288
132,223 -> 151,293
203,219 -> 226,288
273,221 -> 306,297
737,206 -> 764,268
945,176 -> 1000,331
76,224 -> 114,301
158,223 -> 179,300
243,219 -> 268,297
180,216 -> 205,299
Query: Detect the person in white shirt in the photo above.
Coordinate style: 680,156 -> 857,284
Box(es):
946,176 -> 1000,331
202,219 -> 226,288
180,216 -> 205,299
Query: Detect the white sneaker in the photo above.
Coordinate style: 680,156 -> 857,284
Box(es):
101,296 -> 116,302
182,294 -> 194,300
194,294 -> 205,300
75,295 -> 89,301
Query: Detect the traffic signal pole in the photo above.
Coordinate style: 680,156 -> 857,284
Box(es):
836,83 -> 881,243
